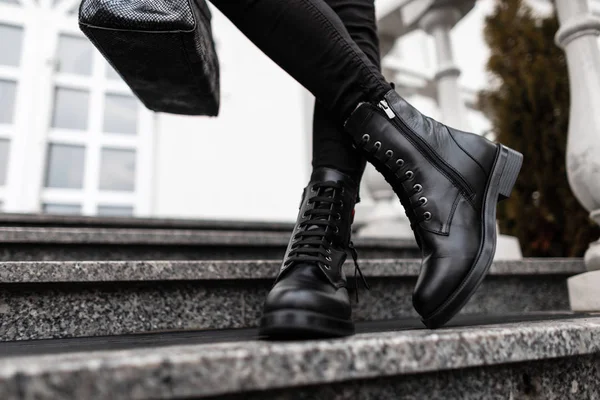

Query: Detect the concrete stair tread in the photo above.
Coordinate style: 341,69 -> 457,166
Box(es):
0,226 -> 301,245
0,226 -> 416,247
0,227 -> 420,261
0,312 -> 587,357
0,258 -> 583,341
0,314 -> 598,399
0,258 -> 586,283
0,213 -> 297,231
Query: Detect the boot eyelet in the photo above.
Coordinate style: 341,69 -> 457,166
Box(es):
302,211 -> 309,218
405,170 -> 414,180
326,248 -> 332,254
361,134 -> 370,143
322,263 -> 331,270
335,213 -> 342,220
419,197 -> 428,206
325,256 -> 332,262
374,141 -> 382,150
310,186 -> 317,193
423,211 -> 432,221
396,159 -> 405,167
413,183 -> 422,193
385,150 -> 394,158
334,227 -> 340,233
339,201 -> 344,209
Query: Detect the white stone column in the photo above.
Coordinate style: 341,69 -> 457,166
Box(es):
419,6 -> 470,131
554,0 -> 600,310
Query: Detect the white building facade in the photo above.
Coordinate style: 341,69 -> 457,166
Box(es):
0,0 -> 596,222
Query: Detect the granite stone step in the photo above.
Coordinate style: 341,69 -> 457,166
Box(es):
0,258 -> 584,341
0,227 -> 418,261
0,315 -> 598,399
0,213 -> 296,231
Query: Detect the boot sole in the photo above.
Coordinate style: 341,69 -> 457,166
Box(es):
259,309 -> 355,339
421,145 -> 523,329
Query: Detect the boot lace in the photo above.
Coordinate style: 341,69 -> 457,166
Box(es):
349,240 -> 370,302
285,182 -> 369,301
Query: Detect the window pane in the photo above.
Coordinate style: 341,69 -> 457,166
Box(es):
106,63 -> 120,80
0,24 -> 23,67
99,148 -> 135,191
45,144 -> 85,189
51,87 -> 89,130
43,203 -> 81,215
97,205 -> 133,217
0,139 -> 9,186
103,94 -> 137,134
56,34 -> 93,76
0,80 -> 17,124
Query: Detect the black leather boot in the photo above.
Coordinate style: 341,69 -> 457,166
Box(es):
259,167 -> 367,339
344,89 -> 523,329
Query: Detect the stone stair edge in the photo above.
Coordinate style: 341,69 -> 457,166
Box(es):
1,316 -> 599,400
0,227 -> 417,248
0,213 -> 296,232
0,258 -> 585,283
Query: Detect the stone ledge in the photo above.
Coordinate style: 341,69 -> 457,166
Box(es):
0,213 -> 296,231
205,354 -> 600,399
0,259 -> 580,341
0,258 -> 585,283
568,270 -> 600,311
0,317 -> 599,399
0,227 -> 417,248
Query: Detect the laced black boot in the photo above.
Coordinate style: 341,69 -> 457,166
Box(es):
344,89 -> 523,329
259,167 -> 368,339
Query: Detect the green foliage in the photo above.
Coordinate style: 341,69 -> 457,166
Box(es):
478,0 -> 599,257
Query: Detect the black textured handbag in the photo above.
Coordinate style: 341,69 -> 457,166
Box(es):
79,0 -> 220,116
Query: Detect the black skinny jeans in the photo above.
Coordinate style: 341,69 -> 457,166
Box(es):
209,0 -> 390,181
312,0 -> 381,179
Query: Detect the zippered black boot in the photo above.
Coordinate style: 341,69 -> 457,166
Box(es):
259,167 -> 367,339
344,89 -> 523,329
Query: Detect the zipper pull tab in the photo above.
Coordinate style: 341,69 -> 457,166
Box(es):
378,99 -> 395,119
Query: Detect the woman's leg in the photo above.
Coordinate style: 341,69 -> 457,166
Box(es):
255,0 -> 380,339
312,0 -> 380,181
210,0 -> 522,332
209,0 -> 390,121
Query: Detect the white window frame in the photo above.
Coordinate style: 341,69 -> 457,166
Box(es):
0,3 -> 29,211
0,0 -> 155,216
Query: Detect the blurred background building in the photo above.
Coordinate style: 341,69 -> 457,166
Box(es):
0,0 -> 594,222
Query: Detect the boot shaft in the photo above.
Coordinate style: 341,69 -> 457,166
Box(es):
380,90 -> 498,209
344,90 -> 499,234
278,167 -> 359,287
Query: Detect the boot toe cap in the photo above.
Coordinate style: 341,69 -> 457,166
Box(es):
412,255 -> 474,319
263,282 -> 351,319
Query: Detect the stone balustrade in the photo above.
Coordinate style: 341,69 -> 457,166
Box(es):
555,0 -> 600,311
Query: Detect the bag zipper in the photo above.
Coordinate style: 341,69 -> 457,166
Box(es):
378,99 -> 474,196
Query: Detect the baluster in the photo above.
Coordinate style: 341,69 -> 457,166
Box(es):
555,0 -> 600,310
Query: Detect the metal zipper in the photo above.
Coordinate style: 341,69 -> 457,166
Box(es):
378,100 -> 474,196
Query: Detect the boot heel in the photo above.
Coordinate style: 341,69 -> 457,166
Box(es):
498,146 -> 523,201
